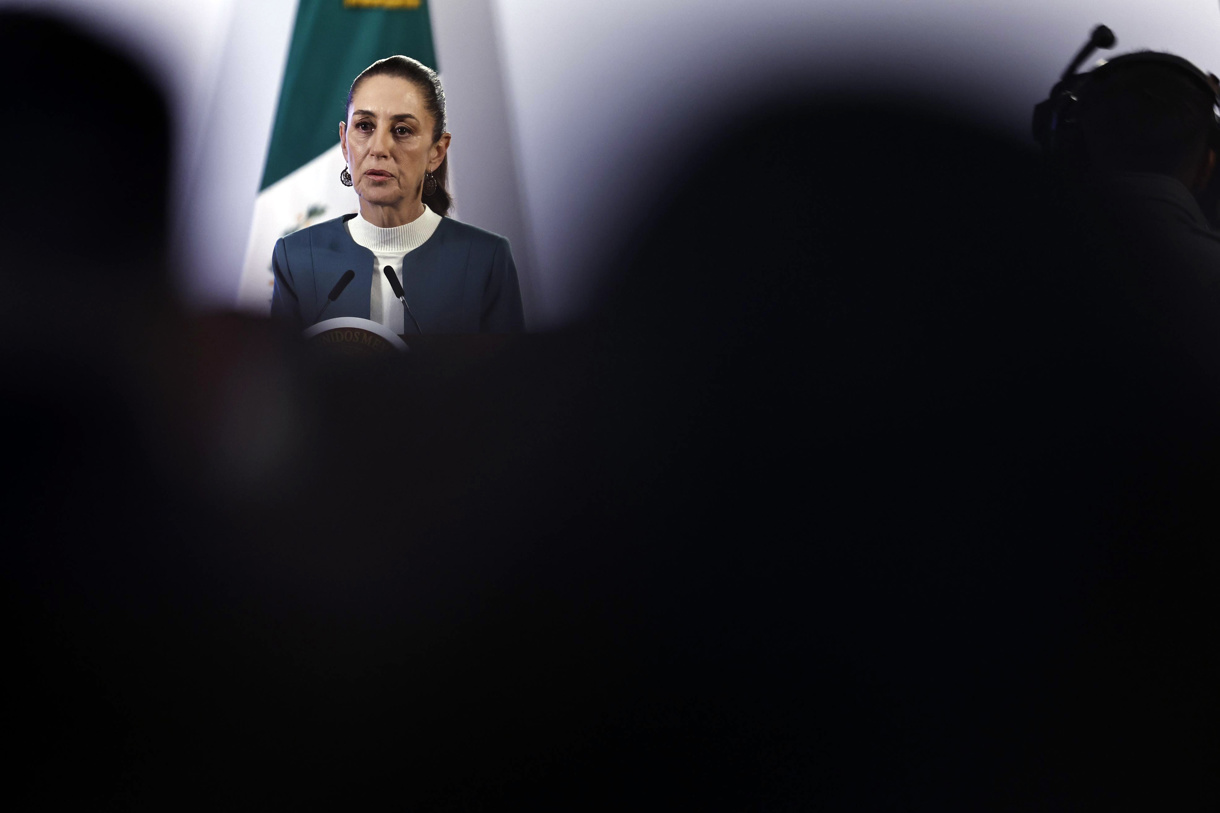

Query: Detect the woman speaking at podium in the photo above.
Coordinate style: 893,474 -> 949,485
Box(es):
270,56 -> 525,334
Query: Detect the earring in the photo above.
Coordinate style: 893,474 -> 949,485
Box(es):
340,167 -> 353,187
423,171 -> 437,197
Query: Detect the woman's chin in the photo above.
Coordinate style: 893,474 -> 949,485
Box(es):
359,191 -> 405,209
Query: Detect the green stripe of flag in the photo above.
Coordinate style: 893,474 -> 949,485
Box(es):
260,0 -> 437,190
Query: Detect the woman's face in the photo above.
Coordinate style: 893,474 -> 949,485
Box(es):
340,74 -> 449,225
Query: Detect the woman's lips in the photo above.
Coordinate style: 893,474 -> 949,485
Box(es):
364,170 -> 392,181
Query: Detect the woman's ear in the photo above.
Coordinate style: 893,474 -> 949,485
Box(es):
430,132 -> 451,172
339,121 -> 349,163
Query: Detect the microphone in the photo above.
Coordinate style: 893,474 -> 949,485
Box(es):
1062,24 -> 1116,80
314,269 -> 356,324
1033,24 -> 1118,148
383,265 -> 423,335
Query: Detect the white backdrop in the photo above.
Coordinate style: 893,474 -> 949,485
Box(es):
6,0 -> 1220,328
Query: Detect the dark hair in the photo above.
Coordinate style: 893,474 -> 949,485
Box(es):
1076,53 -> 1217,178
346,55 -> 452,216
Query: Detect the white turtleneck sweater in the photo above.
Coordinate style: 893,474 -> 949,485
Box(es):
345,206 -> 442,334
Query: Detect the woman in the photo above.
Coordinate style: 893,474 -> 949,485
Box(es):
270,56 -> 524,333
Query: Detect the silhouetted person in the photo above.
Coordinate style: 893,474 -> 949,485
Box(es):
1055,54 -> 1220,352
0,12 -> 308,807
1034,50 -> 1220,812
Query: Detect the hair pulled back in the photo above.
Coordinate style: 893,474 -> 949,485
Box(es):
347,55 -> 452,216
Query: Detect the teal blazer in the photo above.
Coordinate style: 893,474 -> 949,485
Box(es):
270,214 -> 525,333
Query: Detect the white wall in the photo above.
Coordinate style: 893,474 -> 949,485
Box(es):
170,0 -> 298,309
6,0 -> 1220,327
430,0 -> 538,322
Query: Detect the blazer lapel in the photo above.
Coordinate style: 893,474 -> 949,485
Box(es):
311,215 -> 375,321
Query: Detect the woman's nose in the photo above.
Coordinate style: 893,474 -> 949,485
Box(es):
371,127 -> 392,156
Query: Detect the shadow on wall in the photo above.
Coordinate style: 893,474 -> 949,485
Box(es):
3,10 -> 1217,810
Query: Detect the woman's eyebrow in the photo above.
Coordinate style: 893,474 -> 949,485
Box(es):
351,109 -> 420,123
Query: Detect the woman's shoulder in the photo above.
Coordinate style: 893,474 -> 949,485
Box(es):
278,214 -> 356,248
435,216 -> 510,248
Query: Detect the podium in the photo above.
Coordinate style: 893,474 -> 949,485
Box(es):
301,317 -> 519,362
303,317 -> 409,354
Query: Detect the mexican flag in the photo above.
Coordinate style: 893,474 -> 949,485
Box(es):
236,0 -> 438,312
